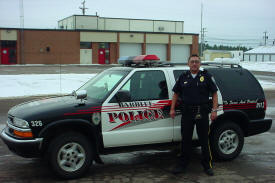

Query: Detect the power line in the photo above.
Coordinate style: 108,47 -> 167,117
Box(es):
207,41 -> 259,45
206,37 -> 261,41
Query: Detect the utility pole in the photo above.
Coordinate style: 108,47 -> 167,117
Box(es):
201,27 -> 207,56
263,31 -> 268,46
200,2 -> 203,57
79,0 -> 88,15
19,0 -> 24,64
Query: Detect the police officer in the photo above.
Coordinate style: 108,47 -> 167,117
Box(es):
170,54 -> 218,176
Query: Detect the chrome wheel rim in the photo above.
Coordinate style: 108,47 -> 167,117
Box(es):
218,130 -> 239,155
57,142 -> 86,172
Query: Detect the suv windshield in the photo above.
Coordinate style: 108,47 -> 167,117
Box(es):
78,70 -> 130,100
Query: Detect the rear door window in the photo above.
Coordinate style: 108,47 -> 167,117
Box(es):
173,70 -> 187,81
207,68 -> 264,101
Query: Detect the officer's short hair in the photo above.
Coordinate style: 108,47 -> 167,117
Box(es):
188,54 -> 200,62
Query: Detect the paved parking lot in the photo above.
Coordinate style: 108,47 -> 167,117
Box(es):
0,65 -> 274,183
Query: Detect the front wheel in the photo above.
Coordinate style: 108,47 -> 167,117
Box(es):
210,121 -> 244,161
47,132 -> 93,179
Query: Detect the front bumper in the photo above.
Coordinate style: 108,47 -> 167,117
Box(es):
0,128 -> 43,158
246,118 -> 272,137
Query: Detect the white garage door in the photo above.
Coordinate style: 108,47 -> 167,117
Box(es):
171,44 -> 190,63
263,54 -> 270,62
256,55 -> 263,62
146,44 -> 167,61
250,55 -> 256,62
80,49 -> 92,64
244,54 -> 249,61
120,43 -> 142,57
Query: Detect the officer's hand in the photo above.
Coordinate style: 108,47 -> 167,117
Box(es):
170,109 -> 176,119
210,111 -> 217,121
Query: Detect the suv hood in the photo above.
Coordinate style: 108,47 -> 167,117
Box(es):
8,96 -> 94,121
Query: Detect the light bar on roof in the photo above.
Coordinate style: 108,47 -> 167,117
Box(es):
118,55 -> 160,66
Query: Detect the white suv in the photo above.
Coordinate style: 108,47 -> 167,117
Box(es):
1,55 -> 272,179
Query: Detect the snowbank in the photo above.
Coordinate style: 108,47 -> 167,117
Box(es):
1,61 -> 275,98
0,74 -> 95,98
241,61 -> 275,72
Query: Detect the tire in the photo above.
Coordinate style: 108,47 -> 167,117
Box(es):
47,132 -> 93,179
210,121 -> 244,161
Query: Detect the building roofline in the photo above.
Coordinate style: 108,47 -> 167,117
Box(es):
244,46 -> 275,54
57,15 -> 75,23
62,14 -> 185,23
0,27 -> 198,36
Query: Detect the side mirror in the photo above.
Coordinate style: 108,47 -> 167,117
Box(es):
73,90 -> 87,100
115,90 -> 131,103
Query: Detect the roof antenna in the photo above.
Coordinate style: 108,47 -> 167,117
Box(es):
79,0 -> 88,15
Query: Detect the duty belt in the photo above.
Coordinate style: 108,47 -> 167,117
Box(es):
184,104 -> 206,120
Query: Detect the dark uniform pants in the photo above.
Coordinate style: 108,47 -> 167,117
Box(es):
180,105 -> 212,170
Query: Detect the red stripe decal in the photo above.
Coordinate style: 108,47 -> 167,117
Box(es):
157,100 -> 171,104
64,100 -> 172,116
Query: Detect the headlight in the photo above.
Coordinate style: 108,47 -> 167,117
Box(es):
92,113 -> 101,125
13,117 -> 30,129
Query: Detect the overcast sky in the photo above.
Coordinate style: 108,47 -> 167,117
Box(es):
0,0 -> 274,47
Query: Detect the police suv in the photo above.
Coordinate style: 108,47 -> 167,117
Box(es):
0,55 -> 272,179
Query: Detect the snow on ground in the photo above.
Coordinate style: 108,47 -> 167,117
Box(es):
258,80 -> 275,91
241,61 -> 275,72
0,62 -> 275,98
0,73 -> 274,99
0,74 -> 95,98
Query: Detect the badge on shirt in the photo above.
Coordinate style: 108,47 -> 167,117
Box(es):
200,76 -> 204,82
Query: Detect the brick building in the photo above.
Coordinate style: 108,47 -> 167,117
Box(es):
0,15 -> 199,65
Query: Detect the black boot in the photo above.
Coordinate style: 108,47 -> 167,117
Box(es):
204,168 -> 214,176
172,164 -> 186,174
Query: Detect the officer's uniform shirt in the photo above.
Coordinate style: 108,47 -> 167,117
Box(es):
173,70 -> 218,105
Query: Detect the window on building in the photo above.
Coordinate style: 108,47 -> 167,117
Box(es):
0,41 -> 16,48
9,49 -> 16,64
46,46 -> 50,52
99,43 -> 109,49
80,42 -> 91,49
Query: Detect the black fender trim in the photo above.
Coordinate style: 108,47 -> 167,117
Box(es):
38,119 -> 103,164
247,118 -> 272,136
212,110 -> 250,136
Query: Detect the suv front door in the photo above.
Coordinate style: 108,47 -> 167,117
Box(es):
101,70 -> 173,148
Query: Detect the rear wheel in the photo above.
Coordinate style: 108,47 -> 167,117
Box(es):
210,121 -> 244,161
47,132 -> 93,179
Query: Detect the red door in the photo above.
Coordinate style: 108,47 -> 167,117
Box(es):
98,48 -> 105,64
1,48 -> 9,64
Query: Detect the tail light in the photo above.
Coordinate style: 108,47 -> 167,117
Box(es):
264,99 -> 267,111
